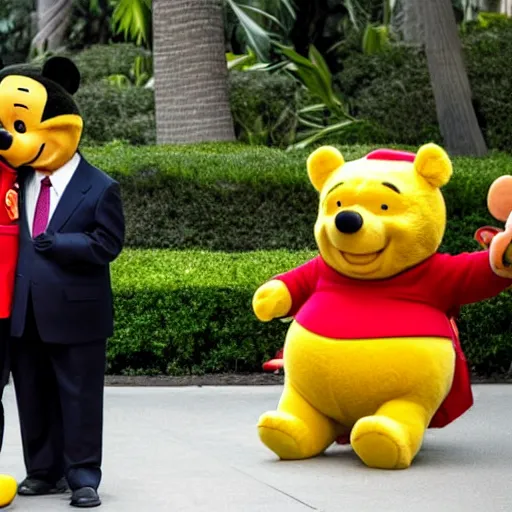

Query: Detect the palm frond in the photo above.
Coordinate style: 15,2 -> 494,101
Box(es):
225,0 -> 272,61
239,4 -> 286,31
112,0 -> 152,47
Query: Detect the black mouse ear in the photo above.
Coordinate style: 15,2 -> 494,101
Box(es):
42,56 -> 80,95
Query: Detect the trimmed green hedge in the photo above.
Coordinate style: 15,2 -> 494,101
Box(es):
109,249 -> 309,375
80,142 -> 510,254
109,249 -> 512,377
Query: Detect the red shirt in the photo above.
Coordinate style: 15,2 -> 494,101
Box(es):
275,251 -> 511,340
274,251 -> 512,428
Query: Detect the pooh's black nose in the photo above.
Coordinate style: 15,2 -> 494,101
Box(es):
335,211 -> 363,234
0,130 -> 12,151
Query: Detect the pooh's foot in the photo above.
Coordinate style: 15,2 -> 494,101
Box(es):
258,383 -> 337,460
350,399 -> 430,470
258,410 -> 334,460
351,416 -> 412,470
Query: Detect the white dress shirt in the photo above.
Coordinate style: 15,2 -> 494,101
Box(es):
25,152 -> 81,236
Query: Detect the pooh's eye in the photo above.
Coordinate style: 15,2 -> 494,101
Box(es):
336,201 -> 342,207
381,204 -> 389,211
14,120 -> 26,134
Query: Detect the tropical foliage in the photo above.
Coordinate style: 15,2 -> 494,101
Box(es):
0,0 -> 34,65
0,0 -> 505,150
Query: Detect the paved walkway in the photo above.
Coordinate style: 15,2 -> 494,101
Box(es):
1,384 -> 512,511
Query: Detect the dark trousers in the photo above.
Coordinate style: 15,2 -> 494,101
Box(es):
9,303 -> 106,490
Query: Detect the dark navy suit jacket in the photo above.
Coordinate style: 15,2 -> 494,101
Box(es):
10,154 -> 125,343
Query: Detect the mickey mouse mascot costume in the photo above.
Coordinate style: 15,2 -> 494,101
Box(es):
0,56 -> 125,508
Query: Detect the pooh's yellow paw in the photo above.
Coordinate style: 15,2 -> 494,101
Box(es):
0,474 -> 17,508
252,280 -> 292,322
258,411 -> 316,460
351,416 -> 412,470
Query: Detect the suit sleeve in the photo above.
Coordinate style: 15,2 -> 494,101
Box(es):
50,182 -> 125,266
273,256 -> 320,316
435,251 -> 512,307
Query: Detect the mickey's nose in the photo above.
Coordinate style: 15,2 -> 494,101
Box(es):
335,211 -> 363,234
0,130 -> 12,151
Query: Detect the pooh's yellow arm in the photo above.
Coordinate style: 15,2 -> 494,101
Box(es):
252,257 -> 321,322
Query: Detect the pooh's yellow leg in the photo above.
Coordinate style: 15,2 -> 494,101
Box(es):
351,399 -> 429,470
258,382 -> 337,460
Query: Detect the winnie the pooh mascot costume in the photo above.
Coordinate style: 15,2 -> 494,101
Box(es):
253,143 -> 512,470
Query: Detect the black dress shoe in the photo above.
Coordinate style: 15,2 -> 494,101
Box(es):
70,487 -> 101,508
18,476 -> 69,496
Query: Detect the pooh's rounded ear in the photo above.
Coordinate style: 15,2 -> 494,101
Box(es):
414,143 -> 452,188
487,175 -> 512,222
307,146 -> 344,192
42,56 -> 80,95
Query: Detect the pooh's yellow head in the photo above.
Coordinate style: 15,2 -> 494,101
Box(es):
307,143 -> 453,280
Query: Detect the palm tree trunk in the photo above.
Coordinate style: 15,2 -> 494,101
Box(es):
421,0 -> 487,156
402,0 -> 423,46
153,0 -> 235,144
32,0 -> 73,53
499,0 -> 512,15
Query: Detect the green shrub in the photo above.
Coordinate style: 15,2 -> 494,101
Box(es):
63,44 -> 156,146
334,22 -> 512,151
76,82 -> 155,146
109,249 -> 512,376
81,142 -> 509,253
335,46 -> 441,145
68,43 -> 150,84
228,70 -> 299,148
464,23 -> 512,153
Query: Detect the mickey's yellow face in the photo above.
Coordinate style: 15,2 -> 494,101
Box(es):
0,75 -> 82,173
307,144 -> 453,280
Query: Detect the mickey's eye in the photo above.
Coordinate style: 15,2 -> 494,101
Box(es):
381,204 -> 389,211
336,201 -> 342,207
14,120 -> 26,133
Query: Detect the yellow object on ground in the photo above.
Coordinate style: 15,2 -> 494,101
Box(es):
0,475 -> 17,508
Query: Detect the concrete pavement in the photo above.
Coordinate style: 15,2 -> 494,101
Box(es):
1,384 -> 512,511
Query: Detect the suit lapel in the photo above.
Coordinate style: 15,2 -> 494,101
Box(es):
47,156 -> 92,233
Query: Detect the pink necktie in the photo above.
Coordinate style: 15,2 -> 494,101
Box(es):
32,176 -> 52,237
